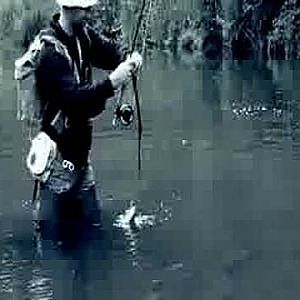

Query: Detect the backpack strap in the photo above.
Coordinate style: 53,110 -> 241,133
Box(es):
39,29 -> 80,83
37,30 -> 75,135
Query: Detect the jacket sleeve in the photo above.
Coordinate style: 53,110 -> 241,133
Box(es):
85,25 -> 125,70
35,42 -> 115,119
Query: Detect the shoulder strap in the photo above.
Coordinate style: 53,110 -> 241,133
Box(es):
39,31 -> 72,63
83,25 -> 92,49
34,31 -> 66,132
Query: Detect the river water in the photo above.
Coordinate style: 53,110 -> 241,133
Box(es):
1,52 -> 300,299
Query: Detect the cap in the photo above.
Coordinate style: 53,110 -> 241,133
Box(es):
56,0 -> 98,8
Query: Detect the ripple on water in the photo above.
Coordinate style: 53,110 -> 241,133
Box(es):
26,268 -> 53,300
0,230 -> 54,300
0,231 -> 14,295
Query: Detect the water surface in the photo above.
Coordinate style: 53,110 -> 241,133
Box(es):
1,53 -> 300,299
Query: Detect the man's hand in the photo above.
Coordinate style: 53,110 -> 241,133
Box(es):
109,61 -> 132,89
109,51 -> 143,89
126,51 -> 143,73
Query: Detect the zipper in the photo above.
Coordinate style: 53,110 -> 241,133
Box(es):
76,36 -> 83,72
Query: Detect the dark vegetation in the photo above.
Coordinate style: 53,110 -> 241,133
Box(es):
0,0 -> 299,60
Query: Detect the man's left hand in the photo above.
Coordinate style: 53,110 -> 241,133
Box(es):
126,52 -> 143,74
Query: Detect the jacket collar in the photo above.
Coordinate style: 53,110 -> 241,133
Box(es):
50,13 -> 85,45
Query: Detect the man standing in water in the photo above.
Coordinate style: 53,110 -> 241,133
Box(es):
35,0 -> 142,244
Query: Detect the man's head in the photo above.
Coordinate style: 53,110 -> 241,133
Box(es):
56,0 -> 97,29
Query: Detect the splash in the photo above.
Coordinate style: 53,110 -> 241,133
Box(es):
113,200 -> 172,230
113,200 -> 172,270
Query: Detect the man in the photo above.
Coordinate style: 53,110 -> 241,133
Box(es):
36,0 -> 142,244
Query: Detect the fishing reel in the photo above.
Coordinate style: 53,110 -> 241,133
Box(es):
112,103 -> 135,128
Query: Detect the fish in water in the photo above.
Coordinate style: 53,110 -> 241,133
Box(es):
114,200 -> 137,229
113,200 -> 160,230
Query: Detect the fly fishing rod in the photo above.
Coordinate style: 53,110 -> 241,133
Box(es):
115,0 -> 149,174
130,0 -> 147,173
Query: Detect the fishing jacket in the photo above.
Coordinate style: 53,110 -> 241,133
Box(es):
35,13 -> 124,167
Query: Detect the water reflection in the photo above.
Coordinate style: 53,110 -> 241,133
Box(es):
224,60 -> 300,162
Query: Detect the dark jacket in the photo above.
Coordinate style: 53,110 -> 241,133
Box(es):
35,13 -> 124,167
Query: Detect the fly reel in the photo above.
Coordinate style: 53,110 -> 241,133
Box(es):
112,103 -> 135,128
